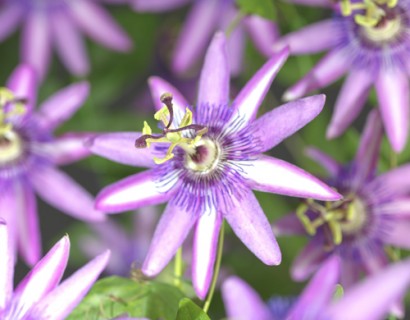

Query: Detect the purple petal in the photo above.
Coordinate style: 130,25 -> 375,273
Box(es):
68,1 -> 132,51
359,246 -> 388,274
142,202 -> 198,276
37,81 -> 89,131
340,260 -> 360,289
273,20 -> 337,55
21,11 -> 51,81
366,164 -> 410,199
0,222 -> 13,310
30,166 -> 104,221
192,209 -> 222,299
26,250 -> 110,320
87,132 -> 159,168
230,47 -> 289,129
244,15 -> 279,58
223,188 -> 281,265
9,236 -> 69,319
283,50 -> 348,101
0,3 -> 23,42
376,199 -> 410,217
305,147 -> 341,177
222,276 -> 272,320
286,0 -> 333,6
131,0 -> 190,11
250,95 -> 326,152
95,170 -> 175,213
288,256 -> 340,319
171,0 -> 219,74
291,239 -> 327,281
272,213 -> 306,236
197,32 -> 229,107
35,133 -> 94,165
0,184 -> 18,264
325,258 -> 410,320
50,10 -> 89,76
375,67 -> 409,152
245,155 -> 341,201
384,220 -> 410,249
327,69 -> 373,139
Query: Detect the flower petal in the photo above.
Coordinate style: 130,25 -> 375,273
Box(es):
87,132 -> 159,168
250,95 -> 326,152
142,202 -> 198,276
0,221 -> 13,310
95,170 -> 175,213
286,0 -> 333,6
26,250 -> 110,320
171,0 -> 219,74
30,166 -> 104,221
244,15 -> 279,58
223,189 -> 281,265
230,47 -> 289,129
283,50 -> 348,101
9,236 -> 70,319
37,81 -> 89,131
291,238 -> 327,281
222,276 -> 272,320
0,3 -> 23,42
375,67 -> 409,152
197,32 -> 229,108
384,220 -> 410,249
50,10 -> 89,76
272,213 -> 306,236
326,69 -> 373,139
131,0 -> 190,11
225,17 -> 245,76
375,199 -> 410,217
192,209 -> 222,299
68,1 -> 132,51
305,147 -> 341,177
325,258 -> 410,320
245,155 -> 341,201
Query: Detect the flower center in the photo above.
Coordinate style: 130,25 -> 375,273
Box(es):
184,138 -> 220,173
360,15 -> 402,42
0,130 -> 23,165
297,195 -> 368,248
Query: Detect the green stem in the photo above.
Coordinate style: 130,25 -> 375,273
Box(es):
203,222 -> 225,313
174,247 -> 183,288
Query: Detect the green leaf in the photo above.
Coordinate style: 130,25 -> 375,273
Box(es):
235,0 -> 276,20
175,298 -> 210,320
68,276 -> 185,320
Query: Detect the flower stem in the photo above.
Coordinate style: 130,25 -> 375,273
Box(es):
203,222 -> 225,313
174,247 -> 183,288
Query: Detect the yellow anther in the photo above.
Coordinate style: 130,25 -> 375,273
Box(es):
154,106 -> 170,127
0,87 -> 26,134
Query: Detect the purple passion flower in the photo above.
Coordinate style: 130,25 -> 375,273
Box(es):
132,0 -> 279,76
222,256 -> 410,320
0,65 -> 104,266
88,32 -> 340,299
0,0 -> 132,80
275,0 -> 410,152
0,220 -> 110,320
274,110 -> 410,305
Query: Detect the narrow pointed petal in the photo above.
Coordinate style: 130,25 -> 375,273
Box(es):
15,181 -> 41,266
171,0 -> 219,74
50,10 -> 89,76
222,276 -> 272,320
0,184 -> 18,264
273,20 -> 338,54
327,70 -> 373,139
27,250 -> 110,320
131,0 -> 190,11
376,199 -> 410,217
245,155 -> 341,201
21,12 -> 51,81
0,222 -> 13,310
291,239 -> 327,281
245,15 -> 279,58
30,166 -> 104,221
95,170 -> 175,213
283,50 -> 348,101
10,237 -> 70,318
224,189 -> 281,265
384,220 -> 410,249
197,32 -> 229,107
305,147 -> 341,177
340,260 -> 360,289
375,68 -> 409,152
35,133 -> 94,165
87,132 -> 159,168
250,95 -> 326,152
325,259 -> 410,320
69,1 -> 132,51
192,209 -> 222,299
142,203 -> 198,276
230,47 -> 289,129
359,246 -> 388,274
226,22 -> 245,76
288,256 -> 340,319
37,82 -> 89,131
272,213 -> 306,236
0,4 -> 23,42
367,164 -> 410,199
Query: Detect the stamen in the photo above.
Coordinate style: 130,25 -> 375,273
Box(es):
135,93 -> 208,164
0,87 -> 27,135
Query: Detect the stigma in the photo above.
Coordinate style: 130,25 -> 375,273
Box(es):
135,93 -> 208,164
